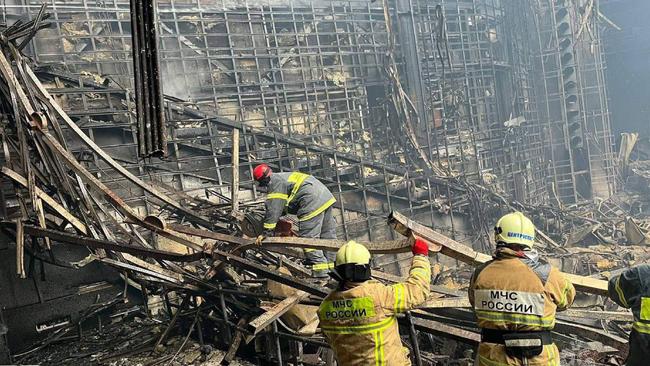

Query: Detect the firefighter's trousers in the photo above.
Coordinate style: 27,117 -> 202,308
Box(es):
299,206 -> 336,277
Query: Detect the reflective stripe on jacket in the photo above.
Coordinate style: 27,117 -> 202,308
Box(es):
468,249 -> 575,366
608,264 -> 650,366
318,255 -> 431,366
262,172 -> 336,230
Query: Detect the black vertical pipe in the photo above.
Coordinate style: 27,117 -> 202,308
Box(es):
130,0 -> 167,158
406,312 -> 423,366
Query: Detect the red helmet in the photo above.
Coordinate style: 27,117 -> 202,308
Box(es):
253,164 -> 272,182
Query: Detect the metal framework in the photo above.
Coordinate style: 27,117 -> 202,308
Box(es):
0,0 -> 617,259
531,0 -> 616,203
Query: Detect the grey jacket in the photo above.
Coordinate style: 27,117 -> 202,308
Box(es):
608,264 -> 650,366
263,172 -> 335,231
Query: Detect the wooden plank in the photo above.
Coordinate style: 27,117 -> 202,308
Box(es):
562,273 -> 609,296
231,128 -> 239,214
22,225 -> 205,262
171,223 -> 408,254
262,237 -> 409,254
0,50 -> 34,115
245,291 -> 310,342
372,270 -> 464,297
121,253 -> 185,282
167,223 -> 250,246
420,297 -> 471,309
221,317 -> 248,365
410,313 -> 480,345
389,211 -> 491,264
2,167 -> 88,234
559,309 -> 633,322
33,197 -> 51,249
388,211 -> 609,296
554,320 -> 627,349
15,219 -> 25,278
98,258 -> 182,284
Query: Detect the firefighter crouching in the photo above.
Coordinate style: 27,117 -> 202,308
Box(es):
318,239 -> 431,366
469,212 -> 576,366
253,164 -> 337,277
607,264 -> 650,366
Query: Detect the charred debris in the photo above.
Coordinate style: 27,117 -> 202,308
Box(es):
0,1 -> 646,365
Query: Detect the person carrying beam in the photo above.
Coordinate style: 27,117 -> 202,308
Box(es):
468,212 -> 575,366
253,164 -> 337,277
317,239 -> 431,365
607,264 -> 650,366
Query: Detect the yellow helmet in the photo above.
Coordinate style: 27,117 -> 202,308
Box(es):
336,240 -> 371,266
334,241 -> 371,282
494,212 -> 536,249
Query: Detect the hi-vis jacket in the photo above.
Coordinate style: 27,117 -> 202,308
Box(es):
469,249 -> 576,366
262,172 -> 336,231
608,264 -> 650,366
318,255 -> 431,366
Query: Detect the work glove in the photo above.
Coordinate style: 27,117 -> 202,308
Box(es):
412,238 -> 429,256
255,235 -> 265,246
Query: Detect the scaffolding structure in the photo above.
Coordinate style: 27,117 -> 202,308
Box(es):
0,0 -> 617,257
411,0 -> 549,205
532,0 -> 616,204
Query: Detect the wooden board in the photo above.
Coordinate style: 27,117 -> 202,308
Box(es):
245,291 -> 310,341
388,211 -> 609,296
3,167 -> 88,234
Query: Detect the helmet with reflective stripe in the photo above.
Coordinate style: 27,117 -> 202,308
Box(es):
494,212 -> 536,249
334,241 -> 371,282
253,164 -> 272,182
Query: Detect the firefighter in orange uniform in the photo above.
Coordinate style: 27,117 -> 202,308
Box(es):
469,212 -> 575,366
317,239 -> 431,365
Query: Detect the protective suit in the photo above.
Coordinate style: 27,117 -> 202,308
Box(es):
262,171 -> 336,276
608,264 -> 650,366
318,240 -> 431,366
469,212 -> 575,366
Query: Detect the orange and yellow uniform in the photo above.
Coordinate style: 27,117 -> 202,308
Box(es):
469,248 -> 575,366
318,255 -> 431,366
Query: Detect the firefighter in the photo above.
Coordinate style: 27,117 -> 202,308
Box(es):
318,239 -> 431,365
469,212 -> 575,366
607,264 -> 650,366
253,164 -> 337,277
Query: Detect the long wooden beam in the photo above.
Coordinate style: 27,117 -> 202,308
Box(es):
410,314 -> 480,345
425,307 -> 628,349
560,309 -> 633,322
420,297 -> 471,309
2,167 -> 87,234
173,212 -> 607,295
171,223 -> 410,254
221,317 -> 248,366
245,291 -> 310,341
388,211 -> 609,296
20,225 -> 205,262
554,320 -> 627,350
